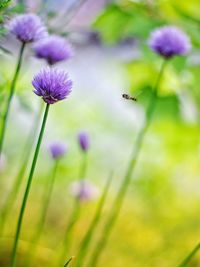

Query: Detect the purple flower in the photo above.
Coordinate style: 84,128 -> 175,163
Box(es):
34,35 -> 73,65
78,131 -> 89,152
70,180 -> 99,202
32,67 -> 72,104
9,13 -> 47,43
49,141 -> 67,159
148,26 -> 191,59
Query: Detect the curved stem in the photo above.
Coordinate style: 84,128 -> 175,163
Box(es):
0,102 -> 43,236
25,159 -> 59,267
75,172 -> 113,267
0,42 -> 25,157
10,103 -> 50,267
88,60 -> 167,267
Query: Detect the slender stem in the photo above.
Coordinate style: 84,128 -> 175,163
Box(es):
0,42 -> 25,157
75,172 -> 113,267
178,243 -> 200,267
64,257 -> 73,267
88,60 -> 167,267
25,159 -> 59,267
0,102 -> 43,236
10,103 -> 50,267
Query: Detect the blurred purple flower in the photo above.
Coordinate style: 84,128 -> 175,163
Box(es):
32,67 -> 72,104
9,13 -> 47,43
148,26 -> 191,59
78,131 -> 89,152
70,180 -> 99,201
49,141 -> 67,159
34,35 -> 73,65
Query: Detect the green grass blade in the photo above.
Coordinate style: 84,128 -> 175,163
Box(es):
178,243 -> 200,267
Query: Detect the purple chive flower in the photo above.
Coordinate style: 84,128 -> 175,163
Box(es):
148,26 -> 191,59
78,131 -> 89,152
34,35 -> 73,65
32,67 -> 72,104
49,141 -> 67,159
9,13 -> 47,43
70,180 -> 99,202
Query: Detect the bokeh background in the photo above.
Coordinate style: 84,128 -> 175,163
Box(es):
0,0 -> 200,266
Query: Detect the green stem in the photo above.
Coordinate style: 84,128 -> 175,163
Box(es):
10,103 -> 50,267
88,60 -> 167,267
64,257 -> 73,267
25,159 -> 59,267
75,172 -> 113,267
0,102 -> 43,236
0,42 -> 25,157
178,243 -> 200,267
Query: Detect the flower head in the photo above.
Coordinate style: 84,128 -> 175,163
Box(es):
32,67 -> 72,104
49,141 -> 67,159
70,180 -> 99,202
78,131 -> 89,152
148,26 -> 191,59
9,13 -> 47,43
34,35 -> 73,65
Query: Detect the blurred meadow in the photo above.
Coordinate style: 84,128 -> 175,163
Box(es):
0,0 -> 200,267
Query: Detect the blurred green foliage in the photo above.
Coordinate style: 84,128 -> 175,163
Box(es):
94,0 -> 200,44
0,0 -> 11,9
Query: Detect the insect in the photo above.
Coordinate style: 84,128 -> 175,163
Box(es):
122,93 -> 137,101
